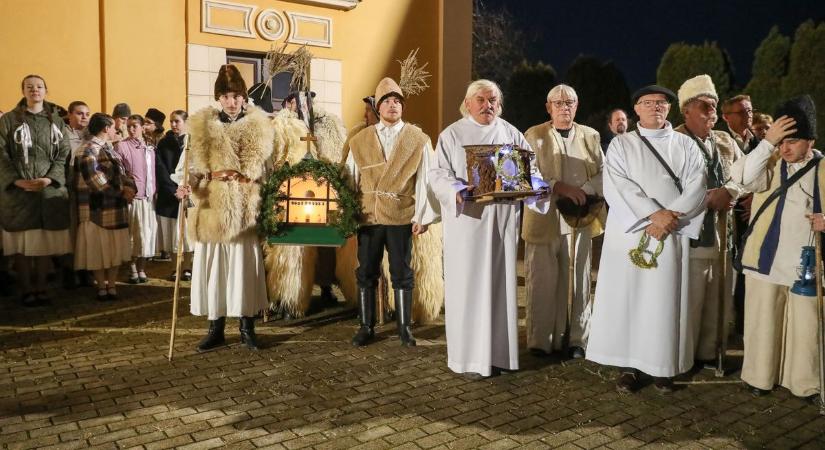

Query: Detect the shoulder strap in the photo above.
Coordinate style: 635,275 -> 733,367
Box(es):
734,155 -> 822,270
634,129 -> 682,193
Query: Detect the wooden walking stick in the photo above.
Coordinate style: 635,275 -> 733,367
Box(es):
715,211 -> 728,377
815,231 -> 825,414
562,227 -> 577,353
168,135 -> 191,361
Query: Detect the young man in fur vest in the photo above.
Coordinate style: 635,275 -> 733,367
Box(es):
674,75 -> 747,368
346,77 -> 438,347
730,95 -> 823,399
176,64 -> 273,352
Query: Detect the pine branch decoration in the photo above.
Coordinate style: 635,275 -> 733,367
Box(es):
398,48 -> 430,97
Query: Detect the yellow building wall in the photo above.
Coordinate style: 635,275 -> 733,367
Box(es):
187,0 -> 451,138
0,0 -> 102,113
102,0 -> 187,123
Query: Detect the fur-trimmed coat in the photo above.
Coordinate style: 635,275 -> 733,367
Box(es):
187,106 -> 274,243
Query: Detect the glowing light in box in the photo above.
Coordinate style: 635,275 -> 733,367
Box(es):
276,176 -> 339,225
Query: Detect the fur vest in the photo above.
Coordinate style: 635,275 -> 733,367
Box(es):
187,106 -> 274,243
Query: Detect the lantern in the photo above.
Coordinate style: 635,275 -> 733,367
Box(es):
266,173 -> 347,246
791,246 -> 818,297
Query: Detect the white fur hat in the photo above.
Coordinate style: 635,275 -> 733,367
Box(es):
677,74 -> 718,110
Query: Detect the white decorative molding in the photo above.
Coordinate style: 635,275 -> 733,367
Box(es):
202,0 -> 257,39
285,12 -> 333,48
256,9 -> 286,41
282,0 -> 359,11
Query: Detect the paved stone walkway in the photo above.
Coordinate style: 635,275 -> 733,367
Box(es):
1,260 -> 824,449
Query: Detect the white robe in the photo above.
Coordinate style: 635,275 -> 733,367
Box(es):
429,116 -> 548,377
585,123 -> 707,377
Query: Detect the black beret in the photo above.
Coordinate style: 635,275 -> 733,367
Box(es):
631,85 -> 677,105
775,95 -> 817,140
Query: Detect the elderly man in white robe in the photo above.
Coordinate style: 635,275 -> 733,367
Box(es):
586,85 -> 707,394
430,79 -> 549,379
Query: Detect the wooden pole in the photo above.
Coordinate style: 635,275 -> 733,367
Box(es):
563,228 -> 577,353
167,135 -> 191,361
815,232 -> 825,415
715,212 -> 728,377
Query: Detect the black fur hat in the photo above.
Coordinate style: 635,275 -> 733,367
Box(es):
775,95 -> 817,140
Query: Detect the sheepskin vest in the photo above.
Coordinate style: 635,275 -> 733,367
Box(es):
350,124 -> 427,225
187,106 -> 274,243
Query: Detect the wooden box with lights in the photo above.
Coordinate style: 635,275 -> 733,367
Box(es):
260,158 -> 360,247
464,144 -> 543,202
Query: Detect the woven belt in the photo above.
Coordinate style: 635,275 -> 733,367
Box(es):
207,170 -> 251,183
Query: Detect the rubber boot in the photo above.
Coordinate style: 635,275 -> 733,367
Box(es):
395,289 -> 416,347
197,317 -> 226,352
239,316 -> 259,350
351,287 -> 376,346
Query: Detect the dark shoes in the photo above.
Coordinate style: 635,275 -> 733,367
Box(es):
395,289 -> 416,347
22,292 -> 50,307
529,348 -> 551,357
352,288 -> 376,347
182,270 -> 192,281
746,384 -> 772,397
239,316 -> 259,350
319,285 -> 337,308
197,317 -> 226,352
569,346 -> 586,359
616,371 -> 639,394
653,377 -> 674,394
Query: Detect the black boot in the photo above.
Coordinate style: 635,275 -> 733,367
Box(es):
352,288 -> 375,347
395,289 -> 416,347
240,316 -> 260,350
197,317 -> 226,352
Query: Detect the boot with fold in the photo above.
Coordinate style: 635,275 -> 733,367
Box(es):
239,316 -> 260,350
197,317 -> 226,352
351,287 -> 376,347
395,289 -> 416,347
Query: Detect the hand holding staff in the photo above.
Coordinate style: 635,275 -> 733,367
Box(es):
168,135 -> 191,361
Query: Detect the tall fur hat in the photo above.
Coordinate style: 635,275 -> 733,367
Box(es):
144,108 -> 166,127
214,64 -> 248,100
677,74 -> 718,111
374,77 -> 404,105
775,95 -> 817,140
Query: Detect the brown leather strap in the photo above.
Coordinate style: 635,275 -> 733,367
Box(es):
207,170 -> 251,183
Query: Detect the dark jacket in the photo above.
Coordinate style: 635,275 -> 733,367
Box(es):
155,130 -> 185,218
0,101 -> 71,232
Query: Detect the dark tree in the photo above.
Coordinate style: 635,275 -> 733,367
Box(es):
744,26 -> 791,115
781,20 -> 825,140
565,56 -> 631,131
472,0 -> 526,86
502,60 -> 557,131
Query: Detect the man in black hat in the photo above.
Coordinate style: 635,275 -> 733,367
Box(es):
586,85 -> 708,394
730,95 -> 823,399
112,103 -> 131,143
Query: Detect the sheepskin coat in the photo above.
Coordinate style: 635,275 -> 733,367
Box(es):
187,106 -> 274,243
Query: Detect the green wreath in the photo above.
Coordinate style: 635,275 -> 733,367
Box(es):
259,158 -> 361,238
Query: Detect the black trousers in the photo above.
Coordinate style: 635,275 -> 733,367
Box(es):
314,247 -> 337,286
356,224 -> 414,290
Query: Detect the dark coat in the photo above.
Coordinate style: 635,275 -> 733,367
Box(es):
0,101 -> 71,232
155,130 -> 185,218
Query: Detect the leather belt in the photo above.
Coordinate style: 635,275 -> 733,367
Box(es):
206,170 -> 251,183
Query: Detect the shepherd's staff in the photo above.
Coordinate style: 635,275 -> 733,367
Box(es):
562,227 -> 577,353
815,230 -> 825,414
168,135 -> 191,361
715,211 -> 729,377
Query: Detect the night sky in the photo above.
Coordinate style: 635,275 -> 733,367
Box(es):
482,0 -> 825,90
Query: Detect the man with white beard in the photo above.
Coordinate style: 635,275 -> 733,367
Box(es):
585,85 -> 707,394
429,79 -> 549,379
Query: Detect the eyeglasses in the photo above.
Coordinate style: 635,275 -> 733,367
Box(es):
636,100 -> 670,108
727,108 -> 753,116
550,100 -> 577,108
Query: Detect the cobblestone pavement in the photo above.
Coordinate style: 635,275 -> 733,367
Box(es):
1,260 -> 824,450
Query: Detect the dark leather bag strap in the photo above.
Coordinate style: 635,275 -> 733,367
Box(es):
635,129 -> 682,193
733,155 -> 822,271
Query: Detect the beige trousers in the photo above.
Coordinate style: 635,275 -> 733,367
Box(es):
741,276 -> 821,397
525,229 -> 592,352
688,255 -> 733,361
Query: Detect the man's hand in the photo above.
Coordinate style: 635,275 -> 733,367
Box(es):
706,187 -> 733,211
553,181 -> 587,206
175,184 -> 192,200
645,223 -> 669,241
412,223 -> 428,235
122,186 -> 137,202
808,213 -> 825,232
649,209 -> 681,233
14,179 -> 35,191
764,115 -> 797,146
456,185 -> 475,205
